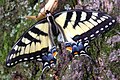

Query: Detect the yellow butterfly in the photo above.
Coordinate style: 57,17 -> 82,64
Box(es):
6,9 -> 116,72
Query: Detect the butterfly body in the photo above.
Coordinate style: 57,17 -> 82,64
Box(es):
6,9 -> 116,72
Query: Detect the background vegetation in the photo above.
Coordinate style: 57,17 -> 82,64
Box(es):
0,0 -> 120,80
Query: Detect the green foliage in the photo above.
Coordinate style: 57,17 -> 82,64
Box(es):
0,0 -> 4,6
0,0 -> 37,80
68,0 -> 77,8
0,32 -> 11,80
109,62 -> 120,76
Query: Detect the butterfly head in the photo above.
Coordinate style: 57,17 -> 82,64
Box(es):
46,10 -> 50,14
46,10 -> 52,17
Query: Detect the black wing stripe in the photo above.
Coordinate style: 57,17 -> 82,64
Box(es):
17,41 -> 26,46
85,12 -> 92,21
22,32 -> 40,45
30,27 -> 48,36
73,11 -> 92,29
73,11 -> 81,28
24,32 -> 35,41
63,12 -> 73,28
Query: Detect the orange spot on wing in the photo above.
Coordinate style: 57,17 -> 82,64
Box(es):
66,47 -> 72,52
74,52 -> 78,55
52,52 -> 58,57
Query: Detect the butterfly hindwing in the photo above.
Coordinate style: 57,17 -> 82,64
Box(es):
6,19 -> 50,67
54,9 -> 116,42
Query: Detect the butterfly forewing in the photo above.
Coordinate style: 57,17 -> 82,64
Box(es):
54,10 -> 116,42
6,19 -> 50,67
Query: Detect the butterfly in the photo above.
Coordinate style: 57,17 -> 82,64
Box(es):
6,9 -> 116,72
